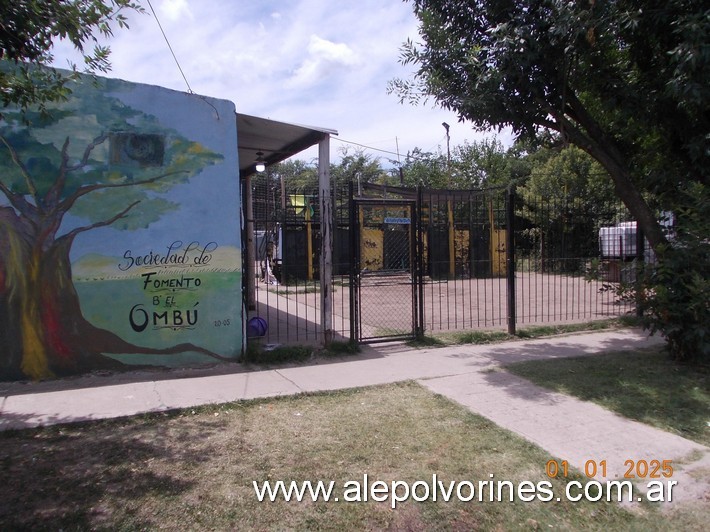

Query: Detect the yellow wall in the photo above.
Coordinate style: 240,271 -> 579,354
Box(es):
360,228 -> 384,271
491,229 -> 507,276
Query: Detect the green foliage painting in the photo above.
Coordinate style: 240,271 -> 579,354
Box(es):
0,65 -> 242,380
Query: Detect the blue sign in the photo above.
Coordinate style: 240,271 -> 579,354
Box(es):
384,217 -> 411,225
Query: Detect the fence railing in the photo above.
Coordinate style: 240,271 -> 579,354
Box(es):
246,179 -> 638,346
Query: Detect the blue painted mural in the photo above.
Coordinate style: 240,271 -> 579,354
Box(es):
0,67 -> 243,380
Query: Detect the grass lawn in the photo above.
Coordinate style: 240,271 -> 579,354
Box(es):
0,381 -> 706,530
505,345 -> 710,447
409,318 -> 639,348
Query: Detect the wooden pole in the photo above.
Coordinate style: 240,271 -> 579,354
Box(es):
318,136 -> 333,345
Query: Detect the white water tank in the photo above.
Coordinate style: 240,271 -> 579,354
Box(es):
599,222 -> 638,258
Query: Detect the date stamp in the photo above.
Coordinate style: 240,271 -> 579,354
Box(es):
546,459 -> 674,479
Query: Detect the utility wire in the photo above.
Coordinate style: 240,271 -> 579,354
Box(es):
334,137 -> 402,157
334,136 -> 448,163
146,0 -> 193,93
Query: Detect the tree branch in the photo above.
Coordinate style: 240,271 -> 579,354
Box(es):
0,135 -> 41,216
0,204 -> 23,230
67,133 -> 109,172
564,91 -> 629,169
56,170 -> 187,215
551,101 -> 668,250
538,116 -> 562,134
57,200 -> 141,246
47,136 -> 72,208
48,133 -> 110,209
0,175 -> 32,217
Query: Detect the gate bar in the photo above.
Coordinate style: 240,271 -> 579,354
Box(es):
506,186 -> 517,335
416,186 -> 425,338
348,181 -> 358,342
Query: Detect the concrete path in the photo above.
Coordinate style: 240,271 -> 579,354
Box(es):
1,328 -> 707,505
421,368 -> 709,506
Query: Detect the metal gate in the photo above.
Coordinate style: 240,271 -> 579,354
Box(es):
350,197 -> 423,342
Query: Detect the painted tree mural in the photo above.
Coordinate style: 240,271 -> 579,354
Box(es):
0,73 -> 231,380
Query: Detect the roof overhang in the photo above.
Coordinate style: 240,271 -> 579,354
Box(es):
236,113 -> 338,179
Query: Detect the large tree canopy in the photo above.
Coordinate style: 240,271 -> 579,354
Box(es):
0,0 -> 143,116
390,0 -> 709,251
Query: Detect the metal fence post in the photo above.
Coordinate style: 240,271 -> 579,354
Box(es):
506,187 -> 517,335
416,186 -> 425,339
635,224 -> 645,318
348,181 -> 358,343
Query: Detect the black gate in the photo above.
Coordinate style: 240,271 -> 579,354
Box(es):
350,196 -> 423,342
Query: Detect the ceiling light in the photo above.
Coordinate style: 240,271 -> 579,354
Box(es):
255,151 -> 266,172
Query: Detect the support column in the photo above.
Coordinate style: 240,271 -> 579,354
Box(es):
244,173 -> 256,311
318,136 -> 333,345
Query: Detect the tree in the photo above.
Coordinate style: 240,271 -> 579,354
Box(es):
331,148 -> 387,190
271,159 -> 319,192
452,139 -> 520,188
397,139 -> 525,189
399,148 -> 449,188
391,0 -> 709,360
517,145 -> 620,270
0,0 -> 143,117
390,0 -> 708,252
0,73 -> 226,380
635,183 -> 710,362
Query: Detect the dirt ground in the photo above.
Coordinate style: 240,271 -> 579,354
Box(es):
253,271 -> 634,344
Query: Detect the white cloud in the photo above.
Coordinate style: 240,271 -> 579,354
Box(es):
158,0 -> 192,22
49,0 -> 513,165
287,35 -> 360,89
307,35 -> 359,65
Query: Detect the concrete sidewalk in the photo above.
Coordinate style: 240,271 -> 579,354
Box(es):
1,328 -> 708,505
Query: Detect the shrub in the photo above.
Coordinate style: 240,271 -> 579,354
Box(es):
242,344 -> 313,365
635,184 -> 710,363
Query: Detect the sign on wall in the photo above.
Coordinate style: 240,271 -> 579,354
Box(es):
0,68 -> 242,380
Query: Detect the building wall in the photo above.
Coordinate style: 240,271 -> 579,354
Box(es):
0,70 -> 243,380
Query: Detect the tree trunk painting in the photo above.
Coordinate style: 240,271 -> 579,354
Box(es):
0,71 -> 242,381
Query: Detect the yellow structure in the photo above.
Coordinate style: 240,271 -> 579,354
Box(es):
490,229 -> 507,276
360,228 -> 384,271
356,201 -> 507,277
488,199 -> 507,277
289,194 -> 315,280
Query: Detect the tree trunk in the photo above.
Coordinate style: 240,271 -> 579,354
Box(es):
0,208 -> 52,379
583,140 -> 668,251
563,93 -> 669,252
0,223 -> 23,379
1,214 -> 229,381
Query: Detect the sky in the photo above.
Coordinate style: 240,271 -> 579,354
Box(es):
52,0 -> 513,167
